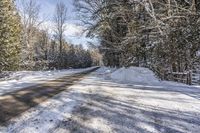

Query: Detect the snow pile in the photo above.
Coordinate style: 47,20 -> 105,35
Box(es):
110,67 -> 200,89
111,67 -> 160,85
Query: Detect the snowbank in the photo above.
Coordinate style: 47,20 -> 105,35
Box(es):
111,67 -> 160,85
110,67 -> 200,90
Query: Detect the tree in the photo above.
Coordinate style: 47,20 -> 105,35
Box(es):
0,0 -> 21,72
75,0 -> 200,83
53,2 -> 68,68
34,29 -> 50,61
18,0 -> 41,63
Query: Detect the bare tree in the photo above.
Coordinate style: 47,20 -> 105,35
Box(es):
18,0 -> 41,63
53,2 -> 68,68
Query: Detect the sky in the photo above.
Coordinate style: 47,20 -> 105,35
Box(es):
16,0 -> 98,48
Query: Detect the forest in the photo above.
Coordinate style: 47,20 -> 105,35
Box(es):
74,0 -> 200,84
0,0 -> 102,74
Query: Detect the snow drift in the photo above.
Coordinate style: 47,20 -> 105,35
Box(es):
109,66 -> 200,90
111,67 -> 160,85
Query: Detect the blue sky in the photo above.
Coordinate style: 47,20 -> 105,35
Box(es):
16,0 -> 97,47
38,0 -> 75,22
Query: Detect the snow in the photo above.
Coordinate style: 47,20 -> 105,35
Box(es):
0,67 -> 96,96
111,67 -> 160,85
95,66 -> 112,74
109,67 -> 200,89
95,67 -> 116,80
1,89 -> 83,133
0,67 -> 200,132
197,50 -> 200,57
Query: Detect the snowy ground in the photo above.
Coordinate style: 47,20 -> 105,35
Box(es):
0,67 -> 96,96
0,67 -> 200,133
110,66 -> 200,91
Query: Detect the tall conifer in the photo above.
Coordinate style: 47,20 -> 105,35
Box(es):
0,0 -> 21,71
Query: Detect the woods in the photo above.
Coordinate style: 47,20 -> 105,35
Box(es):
0,0 -> 101,73
74,0 -> 200,84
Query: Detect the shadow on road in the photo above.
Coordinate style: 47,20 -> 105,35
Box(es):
0,68 -> 98,126
52,75 -> 200,133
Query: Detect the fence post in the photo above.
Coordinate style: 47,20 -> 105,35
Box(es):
187,71 -> 192,85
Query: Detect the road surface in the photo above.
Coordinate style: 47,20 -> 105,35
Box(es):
52,71 -> 200,133
1,68 -> 200,133
0,68 -> 98,126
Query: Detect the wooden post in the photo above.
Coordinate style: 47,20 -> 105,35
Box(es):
187,71 -> 192,85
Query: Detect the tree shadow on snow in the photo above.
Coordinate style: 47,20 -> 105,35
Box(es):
52,76 -> 200,133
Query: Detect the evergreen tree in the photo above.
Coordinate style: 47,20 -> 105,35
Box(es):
0,0 -> 21,72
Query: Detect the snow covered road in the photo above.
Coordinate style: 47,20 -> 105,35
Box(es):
0,68 -> 98,127
51,71 -> 200,133
0,67 -> 98,96
1,67 -> 200,133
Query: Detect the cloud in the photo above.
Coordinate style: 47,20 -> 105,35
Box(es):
64,23 -> 84,37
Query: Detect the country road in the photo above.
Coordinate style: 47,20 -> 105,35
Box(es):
1,68 -> 200,133
0,67 -> 99,126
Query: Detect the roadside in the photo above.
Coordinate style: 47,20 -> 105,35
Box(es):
0,67 -> 97,96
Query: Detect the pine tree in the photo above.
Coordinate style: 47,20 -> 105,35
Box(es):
0,0 -> 21,72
